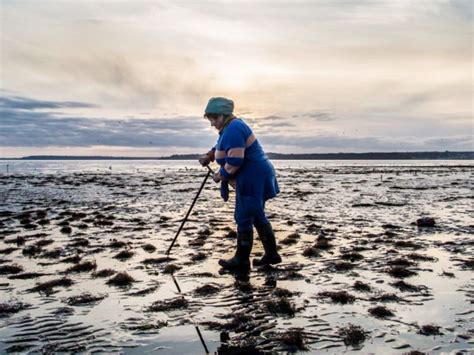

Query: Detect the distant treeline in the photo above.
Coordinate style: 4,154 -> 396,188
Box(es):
3,151 -> 473,160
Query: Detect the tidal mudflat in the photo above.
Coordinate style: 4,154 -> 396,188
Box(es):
0,160 -> 472,354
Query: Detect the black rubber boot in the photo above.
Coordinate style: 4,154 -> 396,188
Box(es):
253,222 -> 282,267
219,229 -> 253,270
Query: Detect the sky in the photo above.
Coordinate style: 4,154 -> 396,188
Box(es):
0,0 -> 472,157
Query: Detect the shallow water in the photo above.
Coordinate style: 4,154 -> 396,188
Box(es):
0,160 -> 473,354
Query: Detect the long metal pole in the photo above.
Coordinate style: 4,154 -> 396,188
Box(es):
166,166 -> 214,256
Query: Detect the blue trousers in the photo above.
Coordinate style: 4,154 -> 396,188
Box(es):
234,194 -> 269,233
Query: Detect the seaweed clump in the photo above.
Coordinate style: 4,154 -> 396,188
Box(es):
142,243 -> 156,252
340,252 -> 364,262
106,272 -> 136,286
272,288 -> 295,298
142,257 -> 173,266
163,264 -> 182,274
391,280 -> 424,292
368,306 -> 395,319
202,312 -> 253,332
303,246 -> 320,257
194,284 -> 220,296
353,281 -> 372,292
314,235 -> 332,249
191,252 -> 207,261
265,297 -> 296,316
281,233 -> 300,245
147,297 -> 188,312
29,277 -> 74,294
330,261 -> 354,272
337,323 -> 369,346
387,266 -> 417,278
65,293 -> 106,306
280,328 -> 308,351
0,264 -> 24,275
318,290 -> 356,304
0,301 -> 31,317
418,324 -> 442,336
65,260 -> 97,273
113,249 -> 135,260
92,269 -> 116,278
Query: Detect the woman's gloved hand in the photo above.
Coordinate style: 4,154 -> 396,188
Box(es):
198,154 -> 211,167
213,171 -> 222,183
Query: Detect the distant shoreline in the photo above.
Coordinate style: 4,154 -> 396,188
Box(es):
1,151 -> 473,160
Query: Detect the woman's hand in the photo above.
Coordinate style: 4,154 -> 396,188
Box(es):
213,171 -> 222,183
198,154 -> 211,167
229,179 -> 236,190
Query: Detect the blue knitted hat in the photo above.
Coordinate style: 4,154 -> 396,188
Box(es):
205,97 -> 234,115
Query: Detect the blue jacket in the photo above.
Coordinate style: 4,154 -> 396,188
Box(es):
212,118 -> 279,204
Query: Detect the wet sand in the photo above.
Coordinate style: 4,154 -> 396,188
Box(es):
0,162 -> 473,353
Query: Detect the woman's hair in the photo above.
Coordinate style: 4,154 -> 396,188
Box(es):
204,113 -> 232,120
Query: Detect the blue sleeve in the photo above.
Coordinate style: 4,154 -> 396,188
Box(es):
218,121 -> 251,178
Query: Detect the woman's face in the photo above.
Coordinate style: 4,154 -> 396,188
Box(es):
206,114 -> 225,131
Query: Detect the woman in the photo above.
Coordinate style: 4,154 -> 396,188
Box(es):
199,97 -> 282,271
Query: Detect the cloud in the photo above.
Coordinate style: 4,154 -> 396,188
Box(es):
0,95 -> 213,148
449,0 -> 473,21
0,95 -> 97,110
1,93 -> 471,154
298,111 -> 338,122
244,115 -> 296,129
258,133 -> 474,152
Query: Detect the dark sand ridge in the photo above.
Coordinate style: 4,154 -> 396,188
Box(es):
0,162 -> 473,353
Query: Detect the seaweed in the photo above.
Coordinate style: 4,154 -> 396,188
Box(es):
65,292 -> 106,306
340,252 -> 364,262
337,323 -> 368,346
387,266 -> 417,278
318,290 -> 356,304
0,301 -> 31,316
147,297 -> 188,312
265,297 -> 296,316
191,252 -> 207,261
272,288 -> 295,298
22,245 -> 42,257
353,281 -> 372,292
368,306 -> 394,319
106,272 -> 136,286
163,264 -> 182,274
0,264 -> 23,275
391,280 -> 424,292
303,246 -> 320,257
418,324 -> 442,336
314,235 -> 332,249
142,257 -> 174,265
113,249 -> 135,260
387,258 -> 415,267
280,328 -> 308,351
29,277 -> 74,294
369,293 -> 401,302
142,243 -> 156,252
108,239 -> 128,248
60,226 -> 72,234
406,253 -> 436,262
194,284 -> 220,296
281,233 -> 300,245
65,260 -> 97,273
394,240 -> 422,249
331,261 -> 354,272
8,272 -> 48,280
